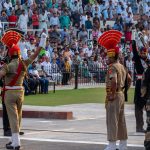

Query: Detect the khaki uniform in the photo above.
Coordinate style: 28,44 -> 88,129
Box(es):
2,58 -> 33,133
106,62 -> 127,141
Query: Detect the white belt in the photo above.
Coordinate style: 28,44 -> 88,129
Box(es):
136,75 -> 143,80
5,86 -> 23,90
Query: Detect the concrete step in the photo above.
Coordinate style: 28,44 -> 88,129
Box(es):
0,109 -> 73,120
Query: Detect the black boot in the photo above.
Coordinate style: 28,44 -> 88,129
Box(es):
4,130 -> 12,136
19,132 -> 24,135
6,144 -> 20,150
6,142 -> 12,147
136,128 -> 145,133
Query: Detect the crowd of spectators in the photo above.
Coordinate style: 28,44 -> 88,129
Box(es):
0,0 -> 150,94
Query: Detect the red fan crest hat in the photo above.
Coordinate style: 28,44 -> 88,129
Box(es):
1,30 -> 22,57
98,30 -> 122,57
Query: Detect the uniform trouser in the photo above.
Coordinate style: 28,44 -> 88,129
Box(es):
4,90 -> 24,133
145,99 -> 150,150
2,101 -> 10,132
135,104 -> 144,130
106,92 -> 128,141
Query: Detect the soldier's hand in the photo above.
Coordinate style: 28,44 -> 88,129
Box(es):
41,32 -> 47,39
39,32 -> 47,48
141,87 -> 147,98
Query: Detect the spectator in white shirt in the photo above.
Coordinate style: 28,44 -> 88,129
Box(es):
84,2 -> 92,15
126,2 -> 133,14
39,10 -> 48,34
125,12 -> 133,26
0,0 -> 5,12
78,24 -> 88,43
26,37 -> 36,52
136,0 -> 142,14
116,1 -> 123,14
49,11 -> 60,27
100,1 -> 108,20
18,10 -> 28,34
121,7 -> 128,19
27,0 -> 33,8
108,0 -> 115,19
18,38 -> 28,60
91,1 -> 99,11
85,47 -> 93,58
143,2 -> 149,15
80,12 -> 87,26
92,6 -> 101,18
3,0 -> 12,11
71,0 -> 80,13
142,30 -> 149,44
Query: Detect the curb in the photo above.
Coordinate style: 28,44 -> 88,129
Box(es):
0,109 -> 73,120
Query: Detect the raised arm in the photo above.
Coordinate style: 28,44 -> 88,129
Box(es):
30,33 -> 47,61
132,30 -> 144,73
132,40 -> 140,61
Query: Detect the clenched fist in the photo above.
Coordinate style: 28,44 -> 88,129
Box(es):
39,32 -> 48,48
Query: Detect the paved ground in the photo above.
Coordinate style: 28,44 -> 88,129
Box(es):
0,103 -> 146,150
0,139 -> 144,150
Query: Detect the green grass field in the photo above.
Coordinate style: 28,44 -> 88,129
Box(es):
23,88 -> 135,106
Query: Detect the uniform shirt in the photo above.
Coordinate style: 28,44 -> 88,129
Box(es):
1,58 -> 33,86
106,62 -> 126,93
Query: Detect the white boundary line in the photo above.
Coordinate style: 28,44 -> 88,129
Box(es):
24,131 -> 49,135
0,136 -> 144,148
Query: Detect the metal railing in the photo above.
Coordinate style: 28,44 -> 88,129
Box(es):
0,22 -> 93,39
23,65 -> 135,95
41,65 -> 135,88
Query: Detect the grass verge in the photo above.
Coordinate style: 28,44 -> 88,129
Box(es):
22,88 -> 135,106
